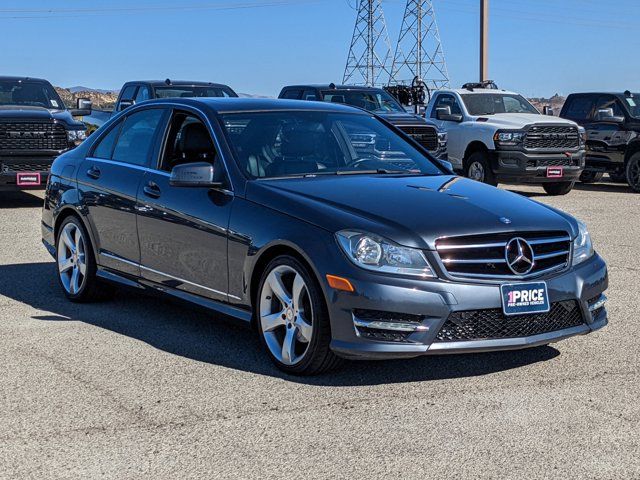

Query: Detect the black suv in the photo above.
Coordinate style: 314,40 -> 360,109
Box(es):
560,91 -> 640,192
0,76 -> 91,191
114,79 -> 238,113
278,84 -> 447,160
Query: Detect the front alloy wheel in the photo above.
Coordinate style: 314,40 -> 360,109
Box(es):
257,256 -> 341,375
627,153 -> 640,193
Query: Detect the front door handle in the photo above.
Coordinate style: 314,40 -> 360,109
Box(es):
143,181 -> 161,199
86,166 -> 101,179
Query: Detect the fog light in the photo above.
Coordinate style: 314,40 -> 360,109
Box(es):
588,294 -> 607,312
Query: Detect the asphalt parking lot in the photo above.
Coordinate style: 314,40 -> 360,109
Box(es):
0,182 -> 638,479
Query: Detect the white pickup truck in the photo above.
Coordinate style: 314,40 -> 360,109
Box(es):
425,82 -> 586,195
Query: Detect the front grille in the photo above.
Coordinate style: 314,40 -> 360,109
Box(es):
526,157 -> 580,168
436,231 -> 571,280
1,161 -> 52,173
524,125 -> 579,150
398,125 -> 438,151
435,300 -> 584,342
0,122 -> 68,152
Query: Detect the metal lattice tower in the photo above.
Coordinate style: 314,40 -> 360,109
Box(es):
390,0 -> 450,90
343,0 -> 393,87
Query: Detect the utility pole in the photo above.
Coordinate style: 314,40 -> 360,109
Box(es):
343,0 -> 393,87
390,0 -> 450,90
480,0 -> 489,82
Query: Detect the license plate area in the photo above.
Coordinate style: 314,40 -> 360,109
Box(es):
546,166 -> 564,178
16,172 -> 41,186
501,282 -> 550,316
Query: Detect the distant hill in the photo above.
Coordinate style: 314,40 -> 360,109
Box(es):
68,86 -> 118,94
55,87 -> 118,110
529,94 -> 566,116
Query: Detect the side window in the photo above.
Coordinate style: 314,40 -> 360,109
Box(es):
112,109 -> 165,166
159,111 -> 216,172
563,96 -> 595,121
92,121 -> 123,159
281,89 -> 302,100
302,89 -> 318,101
117,85 -> 138,111
135,86 -> 151,103
595,95 -> 625,118
430,94 -> 461,118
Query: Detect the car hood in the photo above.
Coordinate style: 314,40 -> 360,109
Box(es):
474,113 -> 578,129
247,175 -> 577,250
0,105 -> 84,128
377,112 -> 435,127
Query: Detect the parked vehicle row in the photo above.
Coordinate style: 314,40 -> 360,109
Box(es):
42,97 -> 609,375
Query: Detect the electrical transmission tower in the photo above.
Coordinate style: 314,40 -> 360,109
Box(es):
343,0 -> 393,87
390,0 -> 450,90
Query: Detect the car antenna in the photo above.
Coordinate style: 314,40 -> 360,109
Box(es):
624,90 -> 633,98
329,83 -> 336,90
165,78 -> 172,86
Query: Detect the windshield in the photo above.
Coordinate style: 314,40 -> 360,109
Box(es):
461,93 -> 539,116
154,85 -> 237,99
321,89 -> 405,114
0,80 -> 65,109
622,94 -> 640,119
220,111 -> 444,179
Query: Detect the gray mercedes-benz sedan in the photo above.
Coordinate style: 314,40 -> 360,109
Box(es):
41,98 -> 608,375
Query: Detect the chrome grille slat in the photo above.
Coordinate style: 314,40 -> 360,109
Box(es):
0,122 -> 68,152
397,125 -> 438,151
435,231 -> 572,280
524,125 -> 579,150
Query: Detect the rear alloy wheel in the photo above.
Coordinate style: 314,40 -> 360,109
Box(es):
257,256 -> 341,375
543,181 -> 575,196
56,216 -> 113,302
626,153 -> 640,193
465,152 -> 497,186
579,170 -> 604,183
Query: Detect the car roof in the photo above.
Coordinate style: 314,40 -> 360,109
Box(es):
441,88 -> 520,96
566,92 -> 638,96
283,84 -> 387,92
125,80 -> 232,88
140,97 -> 368,114
0,76 -> 51,83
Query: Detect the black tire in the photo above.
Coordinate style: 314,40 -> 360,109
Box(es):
579,170 -> 604,183
55,216 -> 114,302
255,255 -> 343,375
542,181 -> 575,196
626,153 -> 640,193
465,151 -> 497,186
609,171 -> 627,183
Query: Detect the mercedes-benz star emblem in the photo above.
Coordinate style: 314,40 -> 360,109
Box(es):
505,237 -> 535,275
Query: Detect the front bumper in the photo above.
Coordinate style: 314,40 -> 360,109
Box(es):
327,253 -> 608,360
0,156 -> 54,191
489,149 -> 585,184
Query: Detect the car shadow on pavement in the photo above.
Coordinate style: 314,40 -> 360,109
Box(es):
0,262 -> 561,386
0,191 -> 44,209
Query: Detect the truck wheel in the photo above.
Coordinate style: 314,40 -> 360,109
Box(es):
465,152 -> 497,186
627,153 -> 640,193
609,171 -> 627,183
543,181 -> 575,196
579,171 -> 603,183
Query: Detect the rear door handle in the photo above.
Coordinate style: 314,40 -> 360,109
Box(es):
86,166 -> 101,179
143,181 -> 161,199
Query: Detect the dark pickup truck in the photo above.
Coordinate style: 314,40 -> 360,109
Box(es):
560,91 -> 640,192
0,76 -> 91,191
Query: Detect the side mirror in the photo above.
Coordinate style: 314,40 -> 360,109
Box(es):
436,106 -> 463,122
70,98 -> 92,117
169,162 -> 222,188
118,100 -> 134,111
438,159 -> 454,173
543,106 -> 554,116
595,108 -> 624,123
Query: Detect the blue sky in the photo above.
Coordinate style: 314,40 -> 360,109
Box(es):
1,0 -> 638,97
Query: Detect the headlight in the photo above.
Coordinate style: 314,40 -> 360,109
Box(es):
336,230 -> 435,278
437,131 -> 447,146
573,220 -> 594,266
67,129 -> 87,145
493,130 -> 525,146
578,126 -> 587,146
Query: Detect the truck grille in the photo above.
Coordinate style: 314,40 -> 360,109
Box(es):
435,300 -> 584,342
398,125 -> 438,151
1,161 -> 52,173
524,125 -> 579,150
0,122 -> 68,152
435,231 -> 572,280
526,157 -> 579,168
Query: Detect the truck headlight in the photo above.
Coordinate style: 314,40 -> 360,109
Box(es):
67,129 -> 87,146
437,131 -> 447,146
573,220 -> 594,266
336,230 -> 435,278
493,130 -> 525,146
578,126 -> 587,146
